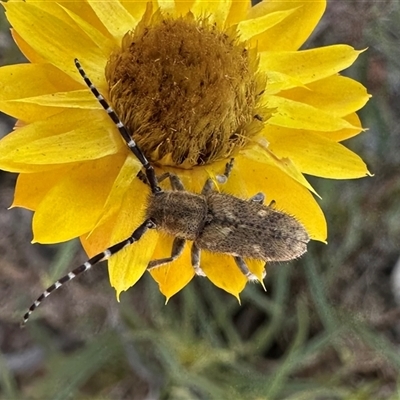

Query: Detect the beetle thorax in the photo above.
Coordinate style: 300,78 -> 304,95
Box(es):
146,191 -> 208,240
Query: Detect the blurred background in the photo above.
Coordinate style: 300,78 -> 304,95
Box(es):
1,1 -> 400,399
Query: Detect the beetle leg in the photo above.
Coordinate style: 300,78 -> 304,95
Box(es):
147,237 -> 186,270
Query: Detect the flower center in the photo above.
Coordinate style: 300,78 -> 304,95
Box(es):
106,16 -> 263,167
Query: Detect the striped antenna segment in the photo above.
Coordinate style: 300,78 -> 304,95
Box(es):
22,220 -> 155,325
74,59 -> 160,194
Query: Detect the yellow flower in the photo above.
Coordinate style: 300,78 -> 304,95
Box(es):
0,0 -> 370,300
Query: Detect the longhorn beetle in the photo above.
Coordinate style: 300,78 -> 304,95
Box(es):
22,59 -> 310,325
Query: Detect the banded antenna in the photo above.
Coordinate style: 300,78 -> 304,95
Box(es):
21,59 -> 163,325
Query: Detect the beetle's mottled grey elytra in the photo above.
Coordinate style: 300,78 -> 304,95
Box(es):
21,59 -> 309,325
146,185 -> 309,262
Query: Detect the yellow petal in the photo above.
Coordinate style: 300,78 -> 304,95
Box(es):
12,167 -> 71,211
62,2 -> 114,38
280,75 -> 370,117
266,95 -> 359,132
149,235 -> 195,299
190,0 -> 231,25
4,2 -> 107,86
14,0 -> 99,62
121,0 -> 153,21
242,142 -> 318,196
60,5 -> 115,56
246,259 -> 266,282
13,89 -> 101,110
319,113 -> 363,142
225,0 -> 250,27
155,0 -> 175,13
264,70 -> 307,95
33,154 -> 126,243
80,214 -> 115,257
237,8 -> 296,42
236,155 -> 327,242
11,29 -> 45,63
90,155 -> 141,231
87,0 -> 138,42
0,63 -> 81,122
211,158 -> 250,198
107,180 -> 159,299
247,0 -> 326,51
259,45 -> 363,85
0,160 -> 69,174
266,127 -> 370,179
0,109 -> 123,172
201,252 -> 246,299
24,0 -> 85,27
27,0 -> 114,39
82,209 -> 159,301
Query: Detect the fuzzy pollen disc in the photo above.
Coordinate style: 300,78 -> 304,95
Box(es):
106,16 -> 263,167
